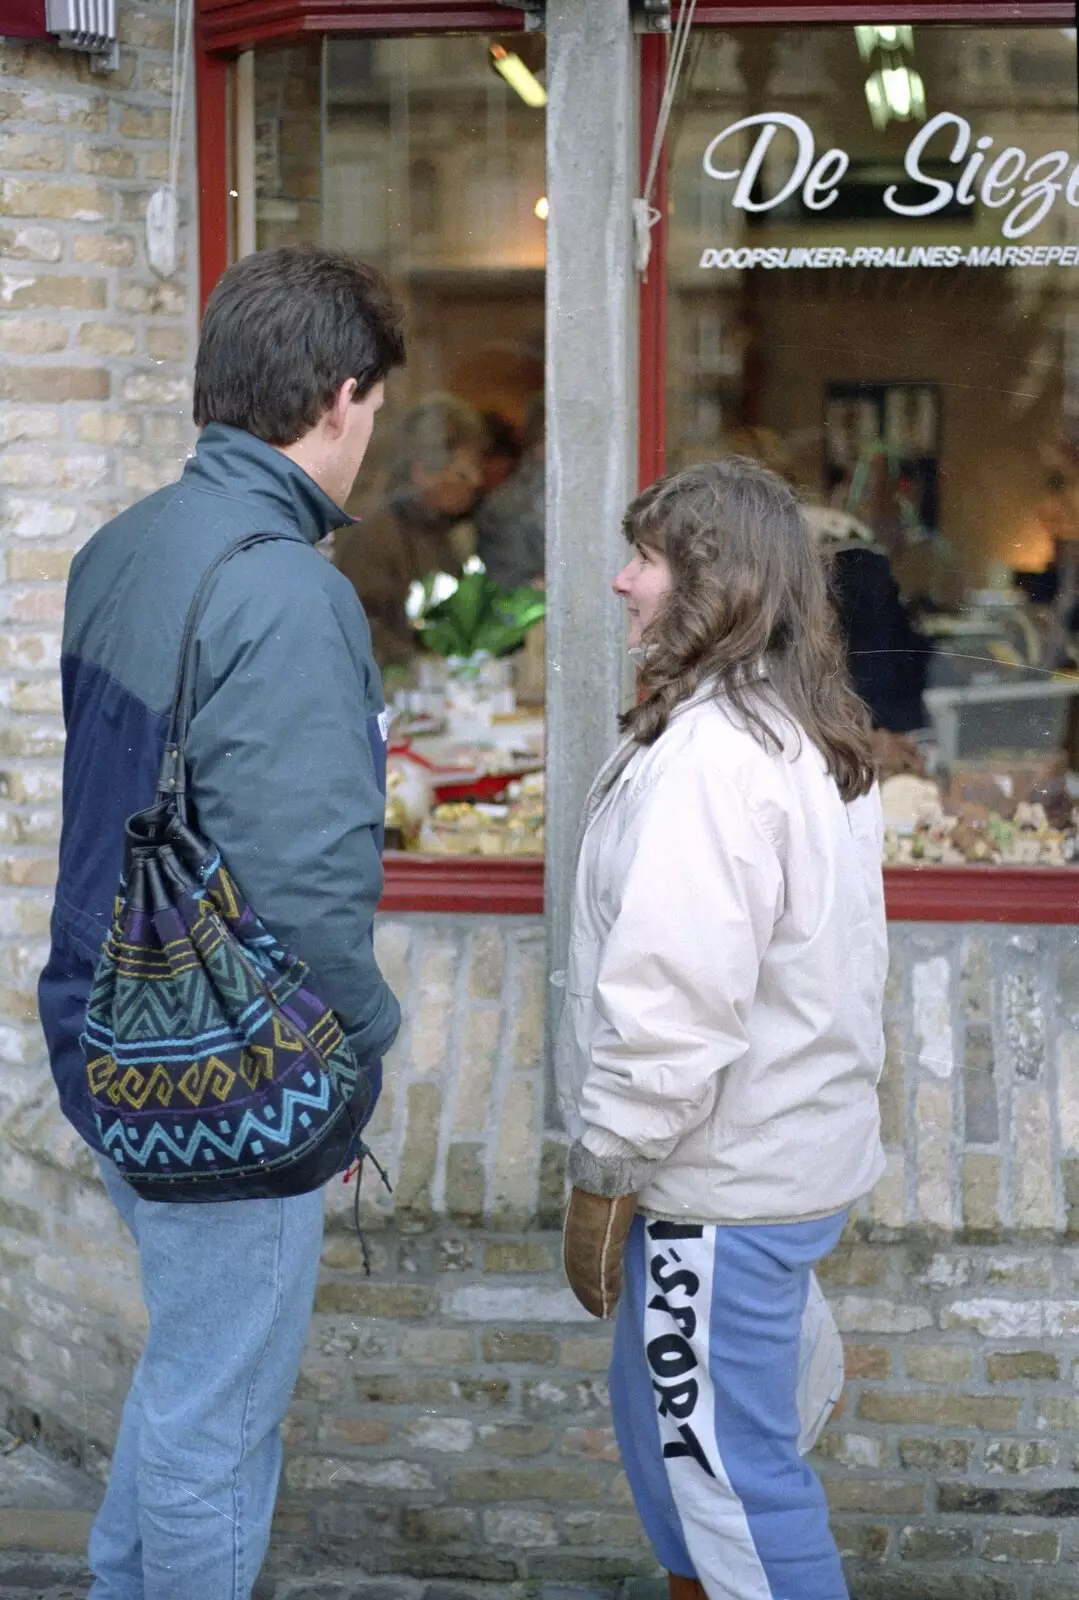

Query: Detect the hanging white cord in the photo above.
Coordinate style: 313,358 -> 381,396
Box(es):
168,0 -> 195,202
632,0 -> 698,275
147,0 -> 194,279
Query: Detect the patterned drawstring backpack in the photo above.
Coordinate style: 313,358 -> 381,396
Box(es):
82,533 -> 378,1201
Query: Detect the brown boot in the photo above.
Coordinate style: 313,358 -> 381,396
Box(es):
668,1575 -> 707,1600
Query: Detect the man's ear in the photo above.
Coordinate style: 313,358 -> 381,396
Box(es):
326,378 -> 358,438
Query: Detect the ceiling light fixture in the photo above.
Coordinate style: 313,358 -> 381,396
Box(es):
855,24 -> 914,61
856,24 -> 926,132
534,195 -> 549,220
490,44 -> 547,108
864,64 -> 927,131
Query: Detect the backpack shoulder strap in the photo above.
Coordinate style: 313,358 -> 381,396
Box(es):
156,532 -> 296,806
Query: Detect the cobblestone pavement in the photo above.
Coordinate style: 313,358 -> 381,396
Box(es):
0,1557 -> 668,1600
0,1435 -> 667,1599
256,1581 -> 665,1599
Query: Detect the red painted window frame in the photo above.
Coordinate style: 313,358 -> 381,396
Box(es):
374,854 -> 1079,921
198,0 -> 526,53
637,0 -> 1079,926
194,0 -> 1079,922
0,0 -> 48,37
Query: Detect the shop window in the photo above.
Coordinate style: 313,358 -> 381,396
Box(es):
665,23 -> 1079,871
253,44 -> 322,247
251,33 -> 547,865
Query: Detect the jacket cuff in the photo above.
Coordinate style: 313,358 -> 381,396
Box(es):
344,986 -> 402,1066
567,1133 -> 656,1198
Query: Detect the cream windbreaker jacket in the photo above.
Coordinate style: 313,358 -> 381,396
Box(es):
555,684 -> 888,1224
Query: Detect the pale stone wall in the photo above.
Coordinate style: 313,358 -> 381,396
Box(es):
356,920 -> 557,1233
2,917 -> 1079,1596
873,925 -> 1079,1241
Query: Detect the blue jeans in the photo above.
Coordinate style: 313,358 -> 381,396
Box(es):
90,1158 -> 324,1600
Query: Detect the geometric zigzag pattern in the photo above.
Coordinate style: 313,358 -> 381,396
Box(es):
100,1071 -> 335,1170
84,816 -> 368,1198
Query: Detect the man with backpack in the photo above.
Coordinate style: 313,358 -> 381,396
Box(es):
38,245 -> 405,1599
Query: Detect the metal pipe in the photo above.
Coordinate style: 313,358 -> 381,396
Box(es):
235,49 -> 257,258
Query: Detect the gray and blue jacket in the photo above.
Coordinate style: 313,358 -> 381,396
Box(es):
39,423 -> 402,1155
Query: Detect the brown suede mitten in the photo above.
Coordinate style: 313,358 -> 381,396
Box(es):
562,1187 -> 638,1319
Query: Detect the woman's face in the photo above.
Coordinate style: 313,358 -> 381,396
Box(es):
412,447 -> 485,517
613,541 -> 672,649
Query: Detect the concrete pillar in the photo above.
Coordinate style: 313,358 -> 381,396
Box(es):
544,0 -> 638,1092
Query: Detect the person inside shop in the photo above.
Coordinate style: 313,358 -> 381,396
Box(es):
805,504 -> 933,772
475,394 -> 546,590
334,392 -> 487,665
1013,467 -> 1079,668
558,457 -> 886,1600
479,409 -> 522,494
717,427 -> 932,772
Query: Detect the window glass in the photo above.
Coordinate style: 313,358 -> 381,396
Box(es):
254,36 -> 547,857
253,42 -> 323,250
667,25 -> 1079,866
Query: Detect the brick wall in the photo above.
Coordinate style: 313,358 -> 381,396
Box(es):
0,5 -> 197,1125
275,1230 -> 1079,1597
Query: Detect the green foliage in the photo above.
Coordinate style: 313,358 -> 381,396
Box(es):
414,570 -> 546,661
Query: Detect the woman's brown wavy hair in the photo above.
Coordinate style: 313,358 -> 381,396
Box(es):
620,457 -> 874,802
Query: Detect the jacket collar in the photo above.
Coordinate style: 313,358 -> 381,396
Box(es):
578,661 -> 772,834
182,423 -> 352,546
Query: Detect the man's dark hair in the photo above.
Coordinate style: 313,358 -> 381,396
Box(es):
193,245 -> 406,445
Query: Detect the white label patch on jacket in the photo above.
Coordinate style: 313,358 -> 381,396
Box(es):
378,711 -> 389,743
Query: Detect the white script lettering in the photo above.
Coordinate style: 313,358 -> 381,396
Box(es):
702,109 -> 1079,240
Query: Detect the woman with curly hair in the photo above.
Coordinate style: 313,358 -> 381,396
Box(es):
558,458 -> 886,1600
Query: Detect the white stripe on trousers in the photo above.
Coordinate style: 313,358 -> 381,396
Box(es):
640,1223 -> 773,1600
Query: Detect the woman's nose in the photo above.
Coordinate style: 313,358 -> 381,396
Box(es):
608,556 -> 633,595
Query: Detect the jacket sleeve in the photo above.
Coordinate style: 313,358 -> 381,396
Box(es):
184,545 -> 401,1065
570,754 -> 784,1195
